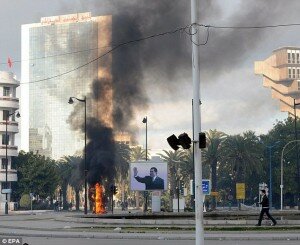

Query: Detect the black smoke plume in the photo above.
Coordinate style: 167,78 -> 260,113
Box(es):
68,0 -> 300,183
85,118 -> 115,184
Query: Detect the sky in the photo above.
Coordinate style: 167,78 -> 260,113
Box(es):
1,0 -> 299,153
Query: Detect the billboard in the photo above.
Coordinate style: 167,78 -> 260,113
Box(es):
130,160 -> 168,191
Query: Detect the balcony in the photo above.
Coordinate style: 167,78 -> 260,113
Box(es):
0,169 -> 17,182
0,97 -> 19,109
0,121 -> 19,133
0,145 -> 18,157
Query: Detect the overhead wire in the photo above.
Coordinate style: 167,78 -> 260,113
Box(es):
0,21 -> 298,85
20,23 -> 193,85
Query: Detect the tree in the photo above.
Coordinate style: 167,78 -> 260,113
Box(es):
202,129 -> 226,210
158,150 -> 185,210
261,117 -> 299,207
60,155 -> 84,211
115,143 -> 131,203
130,146 -> 147,161
130,146 -> 147,209
221,131 -> 263,209
12,151 -> 59,202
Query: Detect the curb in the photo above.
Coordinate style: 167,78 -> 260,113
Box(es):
0,231 -> 299,241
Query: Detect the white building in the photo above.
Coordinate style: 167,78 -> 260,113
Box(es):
0,71 -> 19,211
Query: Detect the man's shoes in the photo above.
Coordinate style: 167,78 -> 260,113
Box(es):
255,224 -> 261,226
271,222 -> 277,226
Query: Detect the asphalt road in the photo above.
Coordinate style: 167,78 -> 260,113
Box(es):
19,237 -> 300,245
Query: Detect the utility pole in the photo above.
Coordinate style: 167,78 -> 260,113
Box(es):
191,0 -> 204,244
294,99 -> 300,210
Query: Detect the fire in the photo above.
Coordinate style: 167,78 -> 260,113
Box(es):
88,183 -> 105,214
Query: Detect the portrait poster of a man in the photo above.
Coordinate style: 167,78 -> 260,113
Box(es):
130,161 -> 167,191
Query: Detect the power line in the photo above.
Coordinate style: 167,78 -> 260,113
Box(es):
3,22 -> 300,67
20,24 -> 192,85
202,23 -> 300,29
0,46 -> 110,66
6,21 -> 300,85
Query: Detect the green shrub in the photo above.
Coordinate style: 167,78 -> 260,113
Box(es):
19,194 -> 31,209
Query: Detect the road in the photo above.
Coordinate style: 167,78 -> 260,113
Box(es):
19,237 -> 300,245
0,211 -> 299,244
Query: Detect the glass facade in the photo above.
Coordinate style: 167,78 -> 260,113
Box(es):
26,16 -> 107,159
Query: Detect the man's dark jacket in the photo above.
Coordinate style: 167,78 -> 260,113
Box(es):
134,176 -> 164,190
259,195 -> 269,208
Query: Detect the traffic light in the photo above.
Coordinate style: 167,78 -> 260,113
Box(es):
167,134 -> 180,150
167,133 -> 191,150
113,185 -> 118,195
179,180 -> 184,196
178,133 -> 192,149
199,132 -> 206,149
110,184 -> 114,193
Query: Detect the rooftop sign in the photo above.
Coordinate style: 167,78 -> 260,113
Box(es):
41,12 -> 91,25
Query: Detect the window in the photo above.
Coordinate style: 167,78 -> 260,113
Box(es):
1,182 -> 8,190
1,158 -> 7,169
3,87 -> 10,96
3,110 -> 9,121
298,80 -> 300,90
2,134 -> 9,145
297,52 -> 300,64
288,50 -> 292,63
288,67 -> 292,78
292,53 -> 296,63
293,68 -> 296,78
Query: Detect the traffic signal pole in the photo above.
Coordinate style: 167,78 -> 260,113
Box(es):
191,0 -> 204,244
111,191 -> 114,214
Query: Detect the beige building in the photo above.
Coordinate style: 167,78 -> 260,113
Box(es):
255,47 -> 300,115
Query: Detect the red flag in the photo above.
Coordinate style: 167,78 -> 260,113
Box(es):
7,57 -> 13,68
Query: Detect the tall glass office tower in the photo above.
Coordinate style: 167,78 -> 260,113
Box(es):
21,13 -> 113,159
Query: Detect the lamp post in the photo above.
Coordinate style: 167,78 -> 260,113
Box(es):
142,117 -> 148,212
280,140 -> 300,210
68,96 -> 87,215
5,111 -> 20,215
142,117 -> 147,161
266,141 -> 280,210
293,99 -> 300,210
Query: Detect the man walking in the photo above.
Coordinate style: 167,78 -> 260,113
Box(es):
256,189 -> 277,226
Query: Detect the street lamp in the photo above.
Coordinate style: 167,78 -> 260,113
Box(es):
293,99 -> 300,210
142,117 -> 147,161
68,96 -> 87,215
280,140 -> 300,210
5,111 -> 20,215
142,117 -> 148,212
266,141 -> 280,210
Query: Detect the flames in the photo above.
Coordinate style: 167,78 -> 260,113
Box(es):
88,183 -> 105,214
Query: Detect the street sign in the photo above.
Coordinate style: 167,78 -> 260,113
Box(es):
1,189 -> 12,194
202,179 -> 211,195
236,183 -> 245,199
189,179 -> 211,195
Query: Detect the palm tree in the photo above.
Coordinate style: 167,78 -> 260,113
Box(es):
130,146 -> 147,209
61,155 -> 84,211
158,150 -> 185,210
56,160 -> 72,210
221,131 -> 263,209
130,146 -> 147,161
115,143 -> 131,203
179,149 -> 194,184
202,129 -> 227,210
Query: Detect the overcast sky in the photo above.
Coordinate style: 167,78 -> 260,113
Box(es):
1,0 -> 299,152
